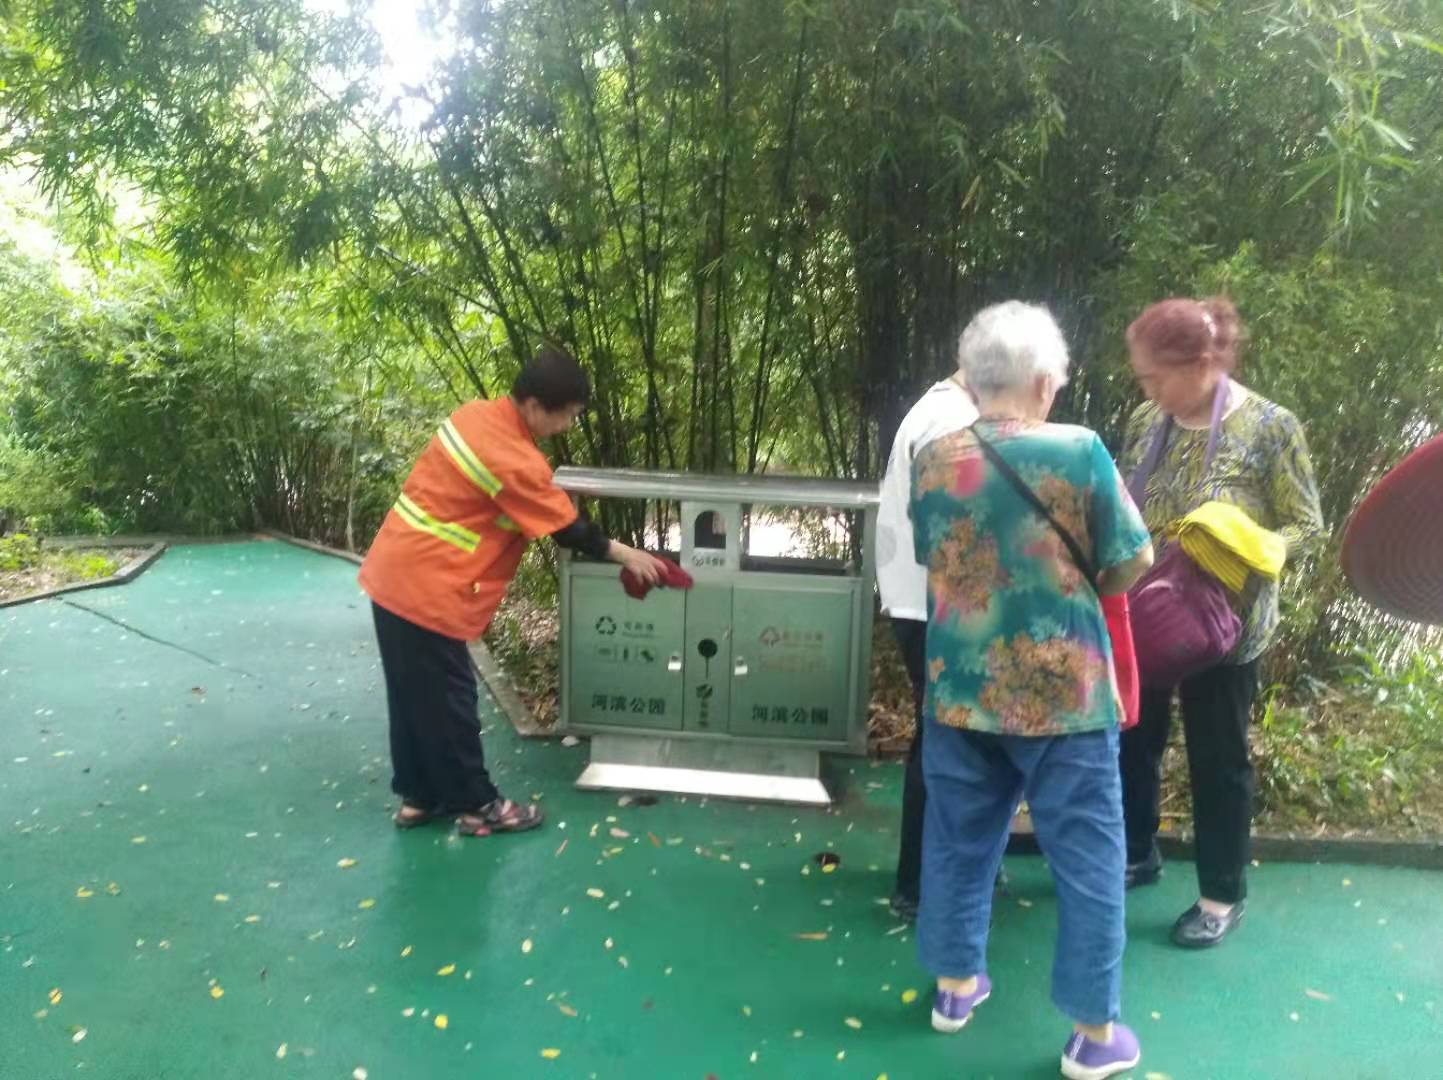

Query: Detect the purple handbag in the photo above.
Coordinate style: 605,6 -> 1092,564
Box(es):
1126,376 -> 1242,688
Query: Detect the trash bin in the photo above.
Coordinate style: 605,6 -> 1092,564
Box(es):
554,467 -> 879,805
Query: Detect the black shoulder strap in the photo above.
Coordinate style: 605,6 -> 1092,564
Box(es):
969,425 -> 1100,595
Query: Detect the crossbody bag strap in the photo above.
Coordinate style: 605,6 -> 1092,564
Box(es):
970,425 -> 1100,595
1127,374 -> 1231,510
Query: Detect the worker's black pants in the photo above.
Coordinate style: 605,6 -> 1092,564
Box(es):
372,602 -> 499,812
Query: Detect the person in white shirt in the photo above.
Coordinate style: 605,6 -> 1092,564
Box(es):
876,372 -> 977,920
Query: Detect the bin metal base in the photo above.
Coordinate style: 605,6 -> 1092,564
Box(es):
574,733 -> 832,806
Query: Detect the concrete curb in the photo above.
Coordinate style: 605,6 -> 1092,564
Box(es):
260,528 -> 550,740
1005,825 -> 1443,871
0,541 -> 168,609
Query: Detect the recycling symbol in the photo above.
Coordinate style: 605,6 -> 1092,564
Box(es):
596,616 -> 617,636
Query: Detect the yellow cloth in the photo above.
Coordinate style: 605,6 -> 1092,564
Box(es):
1167,501 -> 1287,594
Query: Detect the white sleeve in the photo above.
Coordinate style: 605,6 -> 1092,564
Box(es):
875,426 -> 927,619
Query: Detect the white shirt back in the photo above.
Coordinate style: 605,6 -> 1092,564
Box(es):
875,378 -> 978,620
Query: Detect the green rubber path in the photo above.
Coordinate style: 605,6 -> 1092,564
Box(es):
2,540 -> 1440,1079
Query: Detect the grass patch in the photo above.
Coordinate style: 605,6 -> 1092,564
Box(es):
0,533 -> 139,602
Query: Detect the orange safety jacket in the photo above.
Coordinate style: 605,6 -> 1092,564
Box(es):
359,396 -> 579,641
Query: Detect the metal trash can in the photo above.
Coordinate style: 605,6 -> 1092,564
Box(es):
554,467 -> 879,805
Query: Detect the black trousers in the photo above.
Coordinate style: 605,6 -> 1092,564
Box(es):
891,617 -> 928,903
1119,660 -> 1259,904
372,602 -> 500,812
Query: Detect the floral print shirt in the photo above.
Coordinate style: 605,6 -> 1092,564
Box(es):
1118,387 -> 1324,664
911,420 -> 1152,737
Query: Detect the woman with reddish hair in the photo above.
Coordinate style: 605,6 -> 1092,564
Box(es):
1118,297 -> 1323,948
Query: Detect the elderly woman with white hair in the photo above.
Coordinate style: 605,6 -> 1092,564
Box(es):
911,302 -> 1154,1079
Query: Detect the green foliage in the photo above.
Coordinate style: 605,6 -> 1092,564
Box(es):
1252,646 -> 1443,833
0,532 -> 42,571
0,0 -> 1441,685
52,550 -> 119,581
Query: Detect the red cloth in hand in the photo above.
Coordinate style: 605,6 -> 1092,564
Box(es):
1102,592 -> 1140,730
620,554 -> 695,600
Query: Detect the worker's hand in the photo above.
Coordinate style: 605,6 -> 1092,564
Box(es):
611,542 -> 664,585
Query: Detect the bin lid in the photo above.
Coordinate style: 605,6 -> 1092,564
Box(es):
554,466 -> 880,510
1342,433 -> 1443,626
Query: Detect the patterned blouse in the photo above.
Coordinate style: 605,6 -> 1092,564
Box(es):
911,420 -> 1152,737
1118,386 -> 1325,664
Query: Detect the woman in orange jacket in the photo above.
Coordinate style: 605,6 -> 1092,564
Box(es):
359,346 -> 661,836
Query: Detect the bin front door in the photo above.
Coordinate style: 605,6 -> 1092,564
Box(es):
568,574 -> 685,731
727,584 -> 853,741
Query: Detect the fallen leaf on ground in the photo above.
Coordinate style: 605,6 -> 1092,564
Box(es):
437,964 -> 456,976
610,827 -> 630,839
353,1069 -> 368,1080
48,989 -> 62,1006
521,939 -> 533,954
900,989 -> 918,1004
210,986 -> 225,1000
358,898 -> 376,910
434,1014 -> 448,1030
402,1008 -> 415,1017
586,888 -> 605,899
131,836 -> 147,845
105,882 -> 121,896
401,946 -> 413,957
1017,898 -> 1034,908
337,858 -> 358,869
275,1044 -> 287,1059
554,839 -> 568,857
244,915 -> 261,924
845,1017 -> 862,1029
72,1027 -> 87,1043
794,932 -> 828,941
540,1048 -> 561,1059
214,894 -> 230,903
648,832 -> 661,847
1305,989 -> 1332,1002
558,1003 -> 578,1017
75,887 -> 94,899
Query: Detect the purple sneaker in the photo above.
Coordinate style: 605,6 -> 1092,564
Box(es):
1061,1022 -> 1141,1080
930,974 -> 992,1033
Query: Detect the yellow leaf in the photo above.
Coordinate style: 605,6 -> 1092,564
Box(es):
521,939 -> 533,954
105,883 -> 121,896
275,1044 -> 287,1060
586,887 -> 605,899
845,1017 -> 862,1029
433,1014 -> 448,1030
75,887 -> 94,899
742,1005 -> 752,1017
244,915 -> 261,924
437,964 -> 456,976
540,1048 -> 561,1060
48,989 -> 62,1006
337,858 -> 358,869
131,836 -> 147,845
821,863 -> 837,874
210,986 -> 225,1000
401,945 -> 413,957
900,989 -> 918,1004
793,932 -> 828,941
358,898 -> 376,910
214,893 -> 230,903
557,1003 -> 578,1018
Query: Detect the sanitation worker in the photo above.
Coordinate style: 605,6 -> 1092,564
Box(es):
359,345 -> 662,836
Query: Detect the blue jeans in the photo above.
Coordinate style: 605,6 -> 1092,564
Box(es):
917,722 -> 1126,1025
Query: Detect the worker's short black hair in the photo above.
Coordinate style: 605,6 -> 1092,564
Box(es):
511,345 -> 590,410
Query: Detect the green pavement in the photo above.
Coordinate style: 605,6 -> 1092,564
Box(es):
2,540 -> 1439,1079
